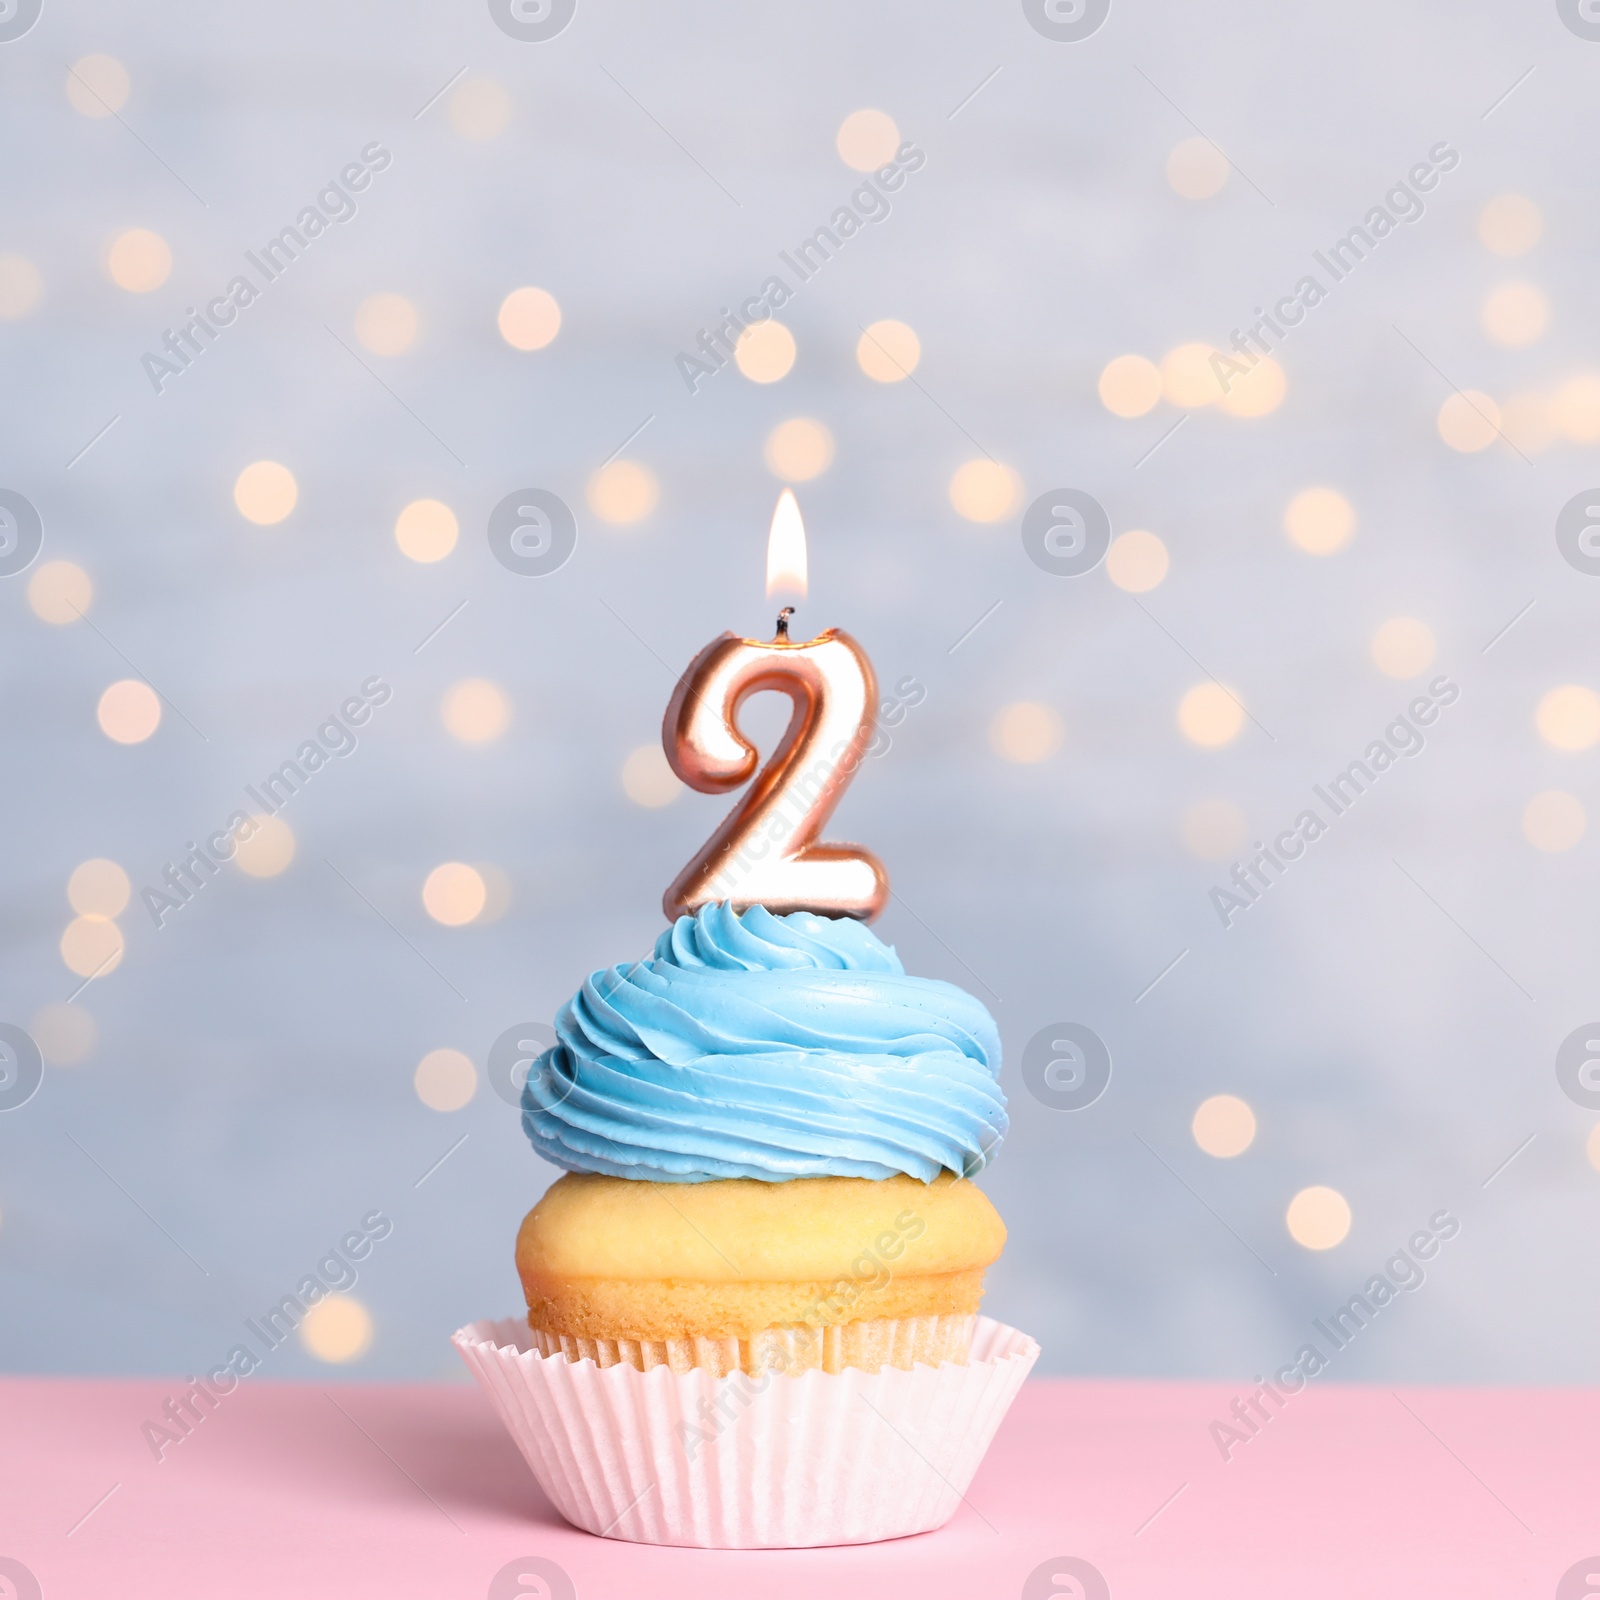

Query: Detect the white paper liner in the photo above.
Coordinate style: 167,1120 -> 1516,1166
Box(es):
453,1313 -> 1039,1548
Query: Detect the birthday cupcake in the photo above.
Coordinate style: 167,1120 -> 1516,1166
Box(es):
455,902 -> 1039,1548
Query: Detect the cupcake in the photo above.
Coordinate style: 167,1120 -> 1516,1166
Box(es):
454,901 -> 1038,1547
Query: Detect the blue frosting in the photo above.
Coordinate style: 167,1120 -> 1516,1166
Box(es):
521,902 -> 1007,1183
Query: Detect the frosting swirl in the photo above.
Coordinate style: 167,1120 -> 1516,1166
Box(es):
521,902 -> 1006,1183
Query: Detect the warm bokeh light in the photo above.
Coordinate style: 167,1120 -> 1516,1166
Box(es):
622,744 -> 682,808
1283,486 -> 1355,555
1481,282 -> 1548,348
1098,354 -> 1163,418
60,916 -> 124,979
1166,136 -> 1229,199
449,77 -> 511,140
734,320 -> 796,383
30,1002 -> 97,1066
1551,375 -> 1600,444
587,459 -> 659,524
1536,685 -> 1600,751
28,560 -> 92,625
105,228 -> 171,293
299,1295 -> 373,1363
233,460 -> 298,525
354,292 -> 418,355
1105,529 -> 1169,593
1160,342 -> 1222,408
1437,390 -> 1501,452
423,862 -> 487,925
836,108 -> 899,171
414,1047 -> 477,1111
235,816 -> 295,878
1181,798 -> 1248,861
68,858 -> 131,918
1286,1185 -> 1352,1250
67,54 -> 129,117
856,319 -> 920,382
990,702 -> 1063,764
1218,355 -> 1286,418
394,498 -> 458,562
97,680 -> 161,744
498,285 -> 561,351
1500,392 -> 1555,454
1522,790 -> 1586,853
441,678 -> 511,743
0,253 -> 42,318
1178,683 -> 1245,748
763,417 -> 834,481
1478,193 -> 1542,257
1587,1124 -> 1600,1174
1192,1094 -> 1256,1158
949,459 -> 1021,523
1370,617 -> 1436,679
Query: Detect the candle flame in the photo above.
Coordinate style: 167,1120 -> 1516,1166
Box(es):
766,488 -> 808,600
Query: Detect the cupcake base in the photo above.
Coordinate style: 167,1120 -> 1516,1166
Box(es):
454,1313 -> 1039,1548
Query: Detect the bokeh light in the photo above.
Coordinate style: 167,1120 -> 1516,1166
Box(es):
299,1295 -> 372,1363
1283,486 -> 1355,555
354,292 -> 418,355
30,1002 -> 97,1066
836,108 -> 899,171
587,459 -> 659,524
235,816 -> 295,878
441,678 -> 510,743
234,460 -> 298,525
449,78 -> 511,140
1166,137 -> 1229,200
105,229 -> 171,293
414,1048 -> 477,1111
949,459 -> 1021,523
97,680 -> 161,744
1177,683 -> 1245,748
394,498 -> 458,563
990,702 -> 1063,764
734,321 -> 796,383
1481,282 -> 1548,348
622,744 -> 682,808
60,916 -> 124,979
1477,194 -> 1542,257
763,417 -> 834,481
856,319 -> 920,382
1536,685 -> 1600,751
1370,617 -> 1436,679
1192,1094 -> 1256,1157
1587,1124 -> 1600,1174
1181,798 -> 1248,860
68,858 -> 131,918
28,560 -> 91,625
1286,1185 -> 1352,1250
1217,355 -> 1286,418
0,253 -> 42,318
423,862 -> 487,925
1098,354 -> 1162,418
1551,375 -> 1600,444
498,285 -> 561,351
1105,529 -> 1169,593
1437,390 -> 1501,452
1160,343 -> 1222,408
67,54 -> 129,117
1522,790 -> 1586,853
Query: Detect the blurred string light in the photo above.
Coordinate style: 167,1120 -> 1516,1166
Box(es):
1551,375 -> 1600,443
66,54 -> 129,117
734,321 -> 796,383
354,292 -> 418,355
1160,343 -> 1219,408
1481,282 -> 1548,348
234,460 -> 297,524
622,744 -> 682,807
1536,685 -> 1600,751
394,497 -> 458,562
1177,683 -> 1244,748
1283,486 -> 1355,555
97,679 -> 160,744
1181,798 -> 1248,860
587,459 -> 658,524
1477,193 -> 1542,257
414,1048 -> 477,1111
763,418 -> 834,481
1522,790 -> 1586,853
0,253 -> 42,318
1587,1125 -> 1600,1174
1192,1094 -> 1256,1157
69,859 -> 130,917
948,459 -> 1021,522
1370,617 -> 1436,679
1436,390 -> 1501,452
235,816 -> 295,878
1286,1185 -> 1351,1249
498,286 -> 561,351
299,1295 -> 372,1363
423,862 -> 486,925
105,228 -> 170,293
856,319 -> 920,382
1166,137 -> 1229,200
29,1002 -> 97,1065
60,915 -> 123,978
990,702 -> 1063,764
1217,355 -> 1285,417
441,679 -> 510,743
1105,529 -> 1168,593
449,78 -> 511,140
28,560 -> 91,624
836,108 -> 899,171
1098,354 -> 1162,418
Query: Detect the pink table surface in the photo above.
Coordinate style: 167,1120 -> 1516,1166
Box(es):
4,1371 -> 1596,1598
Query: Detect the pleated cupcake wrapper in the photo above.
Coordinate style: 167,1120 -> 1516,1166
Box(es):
453,1313 -> 1039,1549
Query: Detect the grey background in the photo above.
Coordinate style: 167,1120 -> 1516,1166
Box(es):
2,0 -> 1597,1384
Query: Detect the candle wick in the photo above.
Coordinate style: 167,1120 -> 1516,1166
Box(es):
774,605 -> 795,640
